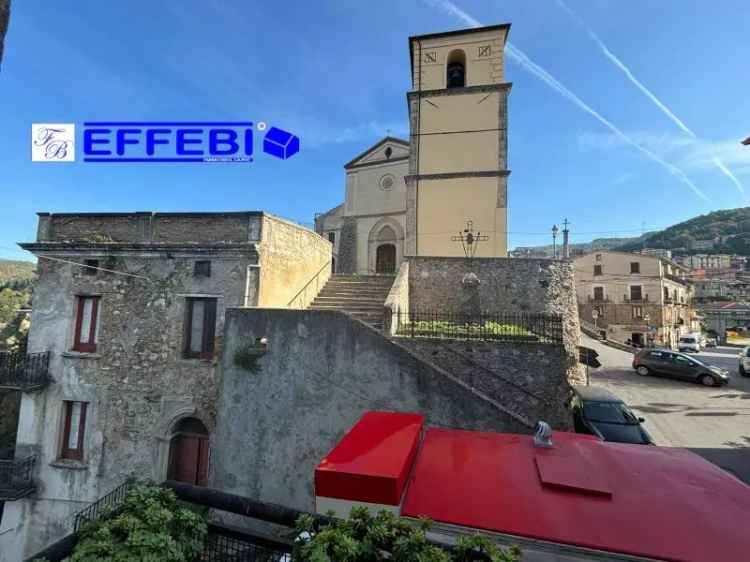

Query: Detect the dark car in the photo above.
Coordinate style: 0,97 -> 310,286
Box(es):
632,349 -> 729,387
571,386 -> 653,445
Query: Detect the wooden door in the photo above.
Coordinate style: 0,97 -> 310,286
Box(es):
168,434 -> 209,486
376,244 -> 396,274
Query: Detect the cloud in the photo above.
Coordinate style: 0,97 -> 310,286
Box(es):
554,0 -> 744,196
577,130 -> 750,180
420,0 -> 708,201
292,119 -> 409,148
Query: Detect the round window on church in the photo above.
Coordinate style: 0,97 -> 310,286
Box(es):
380,174 -> 395,191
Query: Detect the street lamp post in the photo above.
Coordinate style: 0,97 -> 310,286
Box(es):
552,224 -> 559,259
644,312 -> 651,347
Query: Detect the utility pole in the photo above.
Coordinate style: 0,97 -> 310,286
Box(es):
562,218 -> 570,259
552,224 -> 559,259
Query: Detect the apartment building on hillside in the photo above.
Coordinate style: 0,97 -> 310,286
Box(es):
574,251 -> 699,348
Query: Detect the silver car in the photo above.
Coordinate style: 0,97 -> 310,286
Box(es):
739,346 -> 750,377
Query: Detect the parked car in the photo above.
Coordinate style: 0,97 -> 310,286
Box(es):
633,349 -> 730,386
738,346 -> 750,377
571,386 -> 654,445
678,335 -> 701,353
705,337 -> 718,348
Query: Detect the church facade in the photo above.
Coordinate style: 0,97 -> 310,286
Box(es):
316,24 -> 512,274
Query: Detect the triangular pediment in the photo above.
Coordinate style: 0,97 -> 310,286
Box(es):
344,137 -> 410,169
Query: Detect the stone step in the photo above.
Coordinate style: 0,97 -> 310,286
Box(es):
313,296 -> 386,304
310,303 -> 383,314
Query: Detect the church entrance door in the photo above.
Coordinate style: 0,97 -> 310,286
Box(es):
376,244 -> 396,274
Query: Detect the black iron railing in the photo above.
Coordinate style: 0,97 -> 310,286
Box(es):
395,310 -> 563,344
73,479 -> 134,532
0,455 -> 36,500
203,524 -> 292,562
0,351 -> 51,391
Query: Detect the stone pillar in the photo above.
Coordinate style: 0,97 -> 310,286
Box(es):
338,218 -> 358,274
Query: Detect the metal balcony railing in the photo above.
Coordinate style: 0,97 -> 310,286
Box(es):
623,294 -> 649,303
0,455 -> 36,500
0,350 -> 51,391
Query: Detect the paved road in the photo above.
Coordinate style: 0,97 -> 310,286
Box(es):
582,335 -> 750,485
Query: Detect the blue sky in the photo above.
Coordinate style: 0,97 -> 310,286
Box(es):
2,0 -> 750,261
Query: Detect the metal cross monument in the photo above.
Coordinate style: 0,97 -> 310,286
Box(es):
452,220 -> 489,259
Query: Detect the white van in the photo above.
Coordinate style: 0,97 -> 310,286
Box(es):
679,335 -> 701,353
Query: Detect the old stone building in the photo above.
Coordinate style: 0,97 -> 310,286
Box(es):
574,250 -> 699,348
0,212 -> 331,561
317,24 -> 512,274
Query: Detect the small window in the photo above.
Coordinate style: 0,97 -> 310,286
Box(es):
632,306 -> 643,319
194,261 -> 211,278
595,254 -> 602,262
61,401 -> 88,461
73,296 -> 100,353
594,265 -> 602,276
630,262 -> 640,274
184,298 -> 217,359
328,232 -> 335,244
83,259 -> 99,276
446,49 -> 466,88
593,287 -> 604,301
630,285 -> 643,301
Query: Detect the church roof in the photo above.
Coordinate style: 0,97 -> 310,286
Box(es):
343,136 -> 409,170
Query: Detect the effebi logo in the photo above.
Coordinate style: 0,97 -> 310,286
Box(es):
32,124 -> 76,162
31,121 -> 299,163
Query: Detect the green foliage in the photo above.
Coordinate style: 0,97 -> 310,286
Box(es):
397,320 -> 537,341
294,507 -> 519,562
69,483 -> 207,562
617,207 -> 750,255
0,287 -> 29,325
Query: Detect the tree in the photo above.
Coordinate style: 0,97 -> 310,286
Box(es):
65,483 -> 207,562
294,507 -> 520,562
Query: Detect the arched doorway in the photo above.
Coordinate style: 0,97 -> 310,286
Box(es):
167,417 -> 209,486
376,244 -> 396,274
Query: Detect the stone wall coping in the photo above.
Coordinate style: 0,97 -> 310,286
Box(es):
36,211 -> 264,218
19,242 -> 260,254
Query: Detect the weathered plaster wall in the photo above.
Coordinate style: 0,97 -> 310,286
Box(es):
1,249 -> 257,560
408,256 -> 584,386
383,261 -> 409,335
257,215 -> 332,308
211,308 -> 529,516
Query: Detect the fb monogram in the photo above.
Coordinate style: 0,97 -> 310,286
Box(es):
33,127 -> 70,159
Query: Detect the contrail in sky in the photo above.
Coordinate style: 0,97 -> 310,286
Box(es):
420,0 -> 708,201
554,0 -> 744,196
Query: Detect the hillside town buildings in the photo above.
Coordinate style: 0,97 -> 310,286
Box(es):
574,251 -> 699,348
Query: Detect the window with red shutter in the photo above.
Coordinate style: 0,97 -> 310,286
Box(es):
73,296 -> 100,353
184,297 -> 217,359
61,401 -> 88,460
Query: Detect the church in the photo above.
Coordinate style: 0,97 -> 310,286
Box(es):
316,24 -> 512,274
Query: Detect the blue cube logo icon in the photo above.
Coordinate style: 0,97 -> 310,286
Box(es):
263,127 -> 299,160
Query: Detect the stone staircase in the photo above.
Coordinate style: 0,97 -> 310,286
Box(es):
310,275 -> 395,330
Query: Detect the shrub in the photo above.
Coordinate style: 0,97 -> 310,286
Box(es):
68,483 -> 207,562
294,507 -> 519,562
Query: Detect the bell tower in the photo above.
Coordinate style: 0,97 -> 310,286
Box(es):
405,24 -> 511,257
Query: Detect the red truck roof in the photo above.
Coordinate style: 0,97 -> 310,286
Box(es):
316,412 -> 750,562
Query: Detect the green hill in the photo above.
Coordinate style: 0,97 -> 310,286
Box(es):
0,259 -> 35,290
617,207 -> 750,255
